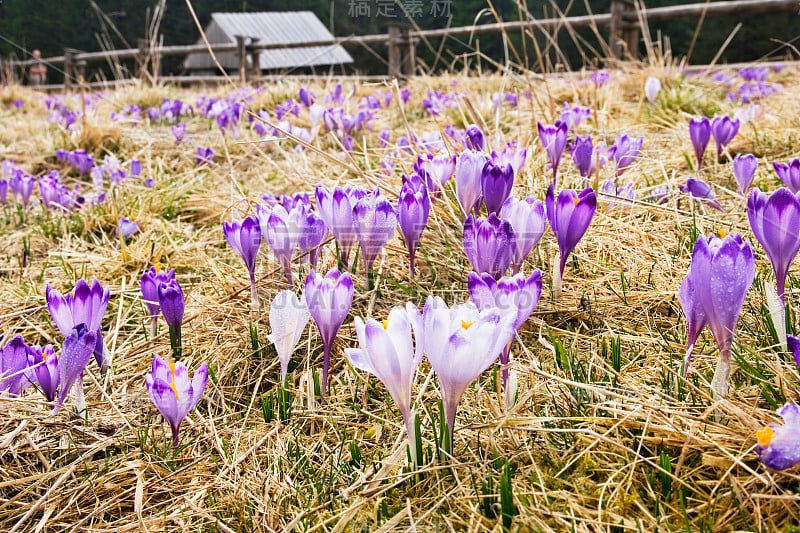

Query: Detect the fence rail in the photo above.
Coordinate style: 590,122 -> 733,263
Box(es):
2,0 -> 798,88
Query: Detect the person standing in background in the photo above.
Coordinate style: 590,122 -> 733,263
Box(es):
29,50 -> 46,87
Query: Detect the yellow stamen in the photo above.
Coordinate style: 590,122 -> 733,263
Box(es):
154,262 -> 162,273
381,319 -> 389,329
461,320 -> 475,330
168,363 -> 179,400
573,197 -> 580,206
757,426 -> 774,447
718,229 -> 728,238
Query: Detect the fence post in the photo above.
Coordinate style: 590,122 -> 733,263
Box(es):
402,27 -> 416,77
249,38 -> 261,81
388,24 -> 401,78
64,48 -> 74,91
609,0 -> 639,59
235,35 -> 247,84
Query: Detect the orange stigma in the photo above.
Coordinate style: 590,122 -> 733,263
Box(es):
461,320 -> 475,330
154,262 -> 162,273
718,229 -> 728,238
381,319 -> 389,329
168,363 -> 179,400
573,197 -> 580,206
757,426 -> 774,447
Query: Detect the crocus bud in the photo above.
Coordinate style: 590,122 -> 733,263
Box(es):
682,233 -> 754,397
733,153 -> 757,196
689,117 -> 711,168
352,188 -> 397,289
267,290 -> 311,382
463,214 -> 515,280
747,187 -> 800,302
158,278 -> 185,360
644,77 -> 661,104
398,174 -> 430,279
465,124 -> 484,150
773,159 -> 800,193
224,215 -> 262,306
481,161 -> 514,215
297,211 -> 327,269
570,136 -> 609,179
55,324 -> 98,414
711,114 -> 739,157
0,336 -> 31,397
305,269 -> 354,394
545,185 -> 596,291
455,150 -> 489,219
26,344 -> 58,402
145,354 -> 208,447
538,121 -> 568,184
500,196 -> 546,274
679,177 -> 726,212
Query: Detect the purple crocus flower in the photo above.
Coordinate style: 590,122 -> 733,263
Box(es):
570,136 -> 609,179
689,117 -> 711,168
733,154 -> 757,196
298,211 -> 327,269
145,354 -> 208,447
353,188 -> 398,288
465,124 -> 484,150
130,159 -> 142,177
158,278 -> 185,359
773,159 -> 800,193
747,188 -> 800,302
500,196 -> 546,274
196,146 -> 215,167
345,302 -> 424,463
559,102 -> 591,131
0,178 -> 7,206
26,344 -> 58,402
260,204 -> 305,285
117,218 -> 140,240
398,174 -> 430,279
592,71 -> 610,87
54,325 -> 98,414
481,161 -> 514,215
601,180 -> 637,211
1,336 -> 31,396
538,121 -> 568,184
682,233 -> 755,397
711,115 -> 740,157
756,402 -> 800,470
315,184 -> 366,268
418,153 -> 455,196
298,87 -> 316,107
611,133 -> 643,176
463,214 -> 515,280
468,270 -> 542,399
679,177 -> 726,212
172,123 -> 186,145
141,265 -> 176,338
304,268 -> 354,394
455,150 -> 490,219
545,185 -> 597,294
9,170 -> 34,206
267,290 -> 310,382
492,141 -> 527,176
420,296 -> 516,449
46,279 -> 109,373
224,215 -> 262,307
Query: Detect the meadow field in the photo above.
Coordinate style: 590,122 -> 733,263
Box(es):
0,63 -> 799,531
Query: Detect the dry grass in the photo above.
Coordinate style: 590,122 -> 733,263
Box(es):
1,64 -> 800,532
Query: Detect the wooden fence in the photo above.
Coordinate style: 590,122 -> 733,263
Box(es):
2,0 -> 798,89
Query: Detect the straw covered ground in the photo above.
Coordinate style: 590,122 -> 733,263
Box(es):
1,63 -> 799,531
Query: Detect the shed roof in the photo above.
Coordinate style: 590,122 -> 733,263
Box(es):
183,11 -> 353,71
